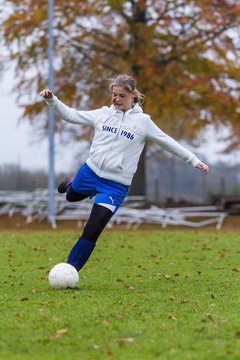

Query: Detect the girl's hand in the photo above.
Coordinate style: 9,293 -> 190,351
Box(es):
39,89 -> 54,99
196,162 -> 209,174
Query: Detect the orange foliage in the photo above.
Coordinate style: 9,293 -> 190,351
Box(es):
0,0 -> 239,150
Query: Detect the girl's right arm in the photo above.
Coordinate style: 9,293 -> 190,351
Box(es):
39,89 -> 53,99
39,88 -> 95,126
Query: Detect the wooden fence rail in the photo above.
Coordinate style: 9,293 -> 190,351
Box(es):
0,191 -> 227,230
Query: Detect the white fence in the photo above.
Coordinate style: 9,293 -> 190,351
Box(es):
0,190 -> 227,230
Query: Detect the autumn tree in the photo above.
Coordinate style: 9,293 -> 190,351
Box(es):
0,0 -> 239,194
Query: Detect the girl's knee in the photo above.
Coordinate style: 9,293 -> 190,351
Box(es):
66,192 -> 74,202
66,188 -> 89,202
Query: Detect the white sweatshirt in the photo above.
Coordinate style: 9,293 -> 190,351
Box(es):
45,97 -> 201,185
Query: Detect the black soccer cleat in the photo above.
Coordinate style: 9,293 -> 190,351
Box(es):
57,177 -> 73,193
66,286 -> 80,290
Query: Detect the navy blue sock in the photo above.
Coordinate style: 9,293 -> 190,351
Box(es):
67,237 -> 95,271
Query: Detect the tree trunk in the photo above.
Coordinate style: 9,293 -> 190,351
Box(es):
127,1 -> 147,196
128,146 -> 146,196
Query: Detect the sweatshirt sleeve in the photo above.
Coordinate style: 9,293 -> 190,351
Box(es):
44,96 -> 97,126
146,118 -> 201,167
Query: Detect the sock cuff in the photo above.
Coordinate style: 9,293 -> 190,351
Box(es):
79,236 -> 96,248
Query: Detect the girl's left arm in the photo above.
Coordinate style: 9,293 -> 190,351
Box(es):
195,162 -> 209,174
146,119 -> 209,174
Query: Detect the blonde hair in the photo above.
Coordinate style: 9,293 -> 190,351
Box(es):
109,74 -> 145,105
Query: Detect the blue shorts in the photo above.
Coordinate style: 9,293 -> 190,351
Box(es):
71,163 -> 129,213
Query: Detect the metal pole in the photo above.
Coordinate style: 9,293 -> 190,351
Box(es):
48,0 -> 56,228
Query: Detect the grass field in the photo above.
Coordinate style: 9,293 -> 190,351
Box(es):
0,229 -> 240,360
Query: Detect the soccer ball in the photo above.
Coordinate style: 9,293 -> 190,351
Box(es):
48,263 -> 79,289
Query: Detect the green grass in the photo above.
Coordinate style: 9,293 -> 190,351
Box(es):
0,229 -> 240,360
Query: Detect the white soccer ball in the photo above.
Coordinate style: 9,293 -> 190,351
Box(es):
48,263 -> 79,289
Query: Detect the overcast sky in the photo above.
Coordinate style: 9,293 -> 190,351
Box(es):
0,67 -> 239,175
0,67 -> 78,173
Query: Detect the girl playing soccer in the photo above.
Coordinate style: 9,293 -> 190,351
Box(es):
40,74 -> 208,272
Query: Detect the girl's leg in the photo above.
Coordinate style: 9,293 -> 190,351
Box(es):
67,204 -> 113,271
66,185 -> 89,202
